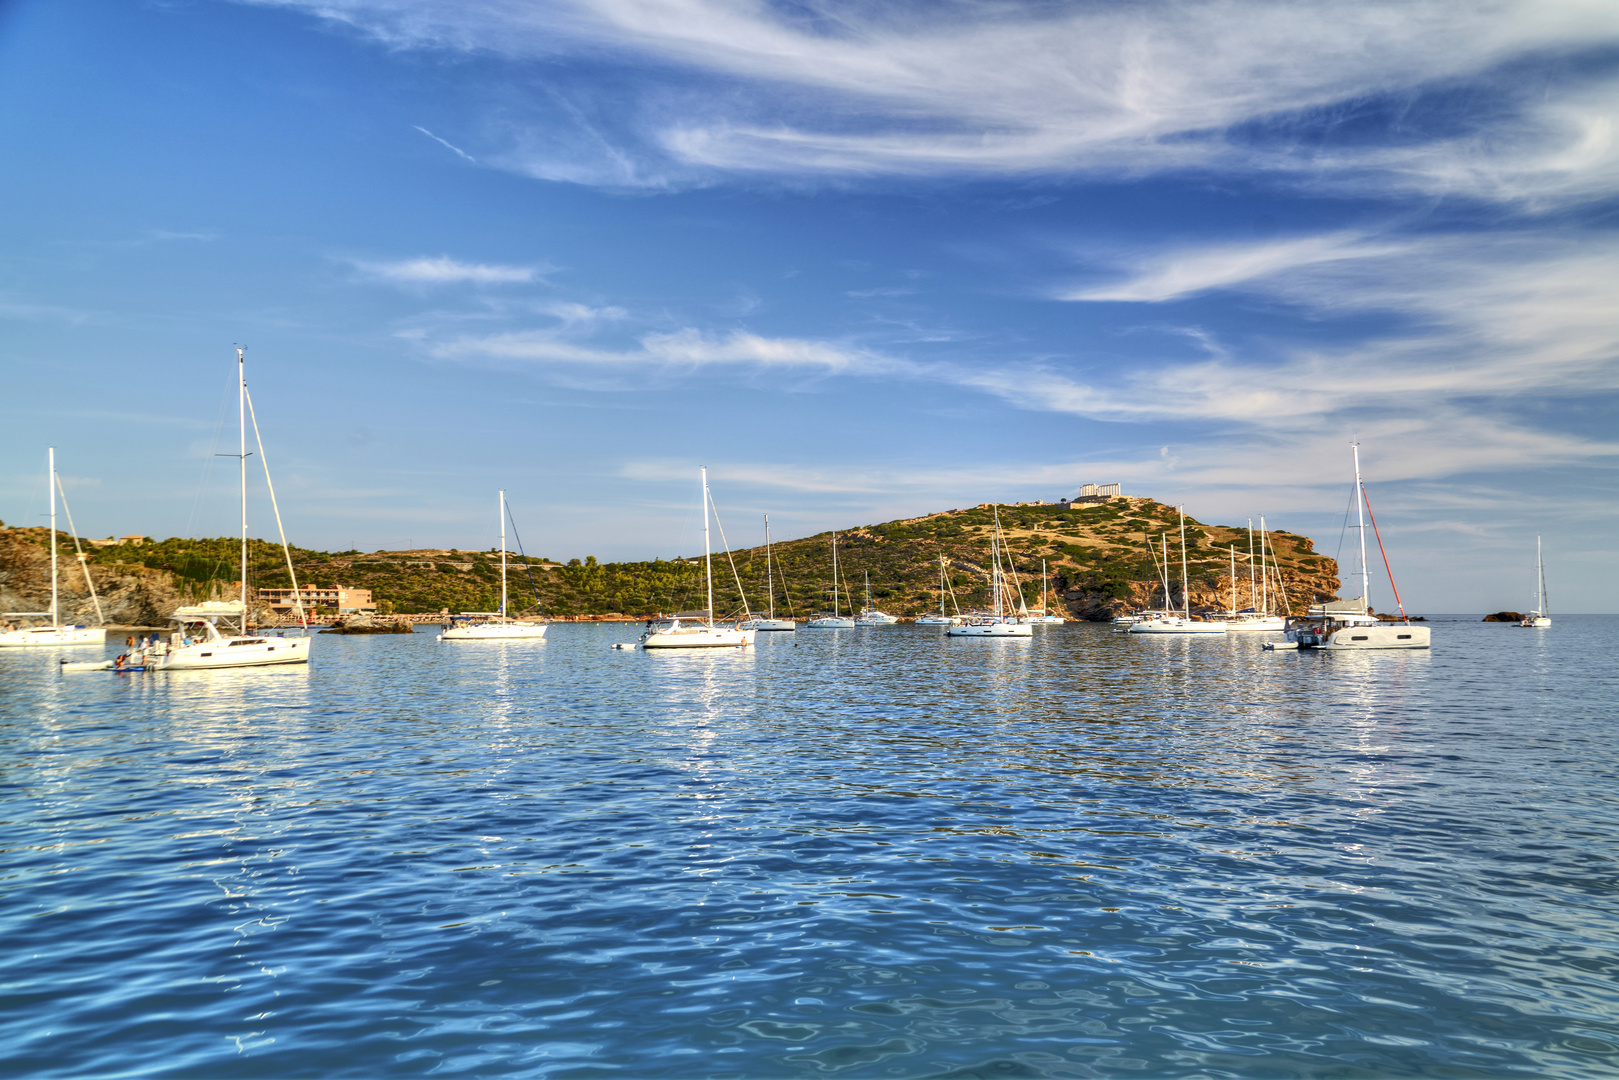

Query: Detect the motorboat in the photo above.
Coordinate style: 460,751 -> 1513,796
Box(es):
0,447 -> 106,648
1128,507 -> 1227,635
947,509 -> 1032,638
1293,444 -> 1429,651
638,468 -> 756,649
440,490 -> 549,640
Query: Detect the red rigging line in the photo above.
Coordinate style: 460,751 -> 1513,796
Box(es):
1360,483 -> 1408,623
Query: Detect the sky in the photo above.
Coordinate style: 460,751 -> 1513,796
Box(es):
1,0 -> 1616,612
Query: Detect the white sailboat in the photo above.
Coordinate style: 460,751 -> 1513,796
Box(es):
440,491 -> 549,640
639,468 -> 756,648
1517,537 -> 1551,627
153,349 -> 312,670
855,569 -> 899,624
739,514 -> 796,631
948,509 -> 1032,637
916,556 -> 961,625
1293,443 -> 1429,651
1223,522 -> 1286,632
1020,559 -> 1065,624
1129,507 -> 1227,634
806,531 -> 855,628
0,447 -> 106,648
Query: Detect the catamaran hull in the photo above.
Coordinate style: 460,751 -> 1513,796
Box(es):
1305,625 -> 1430,650
440,624 -> 549,640
742,619 -> 796,631
0,626 -> 106,647
915,616 -> 957,626
642,628 -> 756,648
160,637 -> 312,669
805,618 -> 856,629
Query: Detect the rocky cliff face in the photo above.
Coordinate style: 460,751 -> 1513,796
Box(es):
0,527 -> 184,626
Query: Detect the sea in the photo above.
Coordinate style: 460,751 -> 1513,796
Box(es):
1,617 -> 1615,1078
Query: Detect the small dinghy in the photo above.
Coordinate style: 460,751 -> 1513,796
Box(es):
61,659 -> 113,673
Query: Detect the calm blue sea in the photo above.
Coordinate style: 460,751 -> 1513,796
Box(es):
1,618 -> 1615,1078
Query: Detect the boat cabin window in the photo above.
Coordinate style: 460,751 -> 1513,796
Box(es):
228,639 -> 267,646
1351,635 -> 1369,641
1397,634 -> 1412,639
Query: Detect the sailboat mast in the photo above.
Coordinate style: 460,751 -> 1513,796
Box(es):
765,515 -> 774,620
48,446 -> 58,627
1260,516 -> 1269,615
831,532 -> 839,617
238,348 -> 248,622
1178,506 -> 1189,617
499,489 -> 508,621
1161,534 -> 1170,610
984,524 -> 997,615
1229,545 -> 1236,614
702,467 -> 713,627
1539,535 -> 1549,617
1247,519 -> 1256,609
1041,558 -> 1047,615
1352,443 -> 1370,615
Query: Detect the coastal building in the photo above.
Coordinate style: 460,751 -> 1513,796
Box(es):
1065,483 -> 1123,505
257,585 -> 376,615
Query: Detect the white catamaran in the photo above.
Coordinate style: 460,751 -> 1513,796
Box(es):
1517,536 -> 1551,627
1,447 -> 106,648
1291,443 -> 1430,651
440,490 -> 549,640
151,349 -> 313,670
638,468 -> 757,649
948,509 -> 1032,637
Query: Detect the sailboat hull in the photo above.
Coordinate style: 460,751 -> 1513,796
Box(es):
440,623 -> 548,640
160,635 -> 311,669
1128,618 -> 1227,635
642,627 -> 755,648
0,626 -> 105,647
947,620 -> 1032,637
1224,615 -> 1286,632
742,619 -> 796,631
805,617 -> 855,629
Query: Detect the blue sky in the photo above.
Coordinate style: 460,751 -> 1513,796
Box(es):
2,0 -> 1616,611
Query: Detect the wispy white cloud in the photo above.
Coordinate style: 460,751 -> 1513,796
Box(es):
253,0 -> 1619,202
413,124 -> 477,163
1062,233 -> 1406,303
429,326 -> 906,375
351,255 -> 543,285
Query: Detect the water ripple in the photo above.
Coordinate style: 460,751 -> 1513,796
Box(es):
1,619 -> 1616,1076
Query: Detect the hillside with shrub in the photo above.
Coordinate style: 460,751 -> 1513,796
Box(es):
34,497 -> 1340,622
